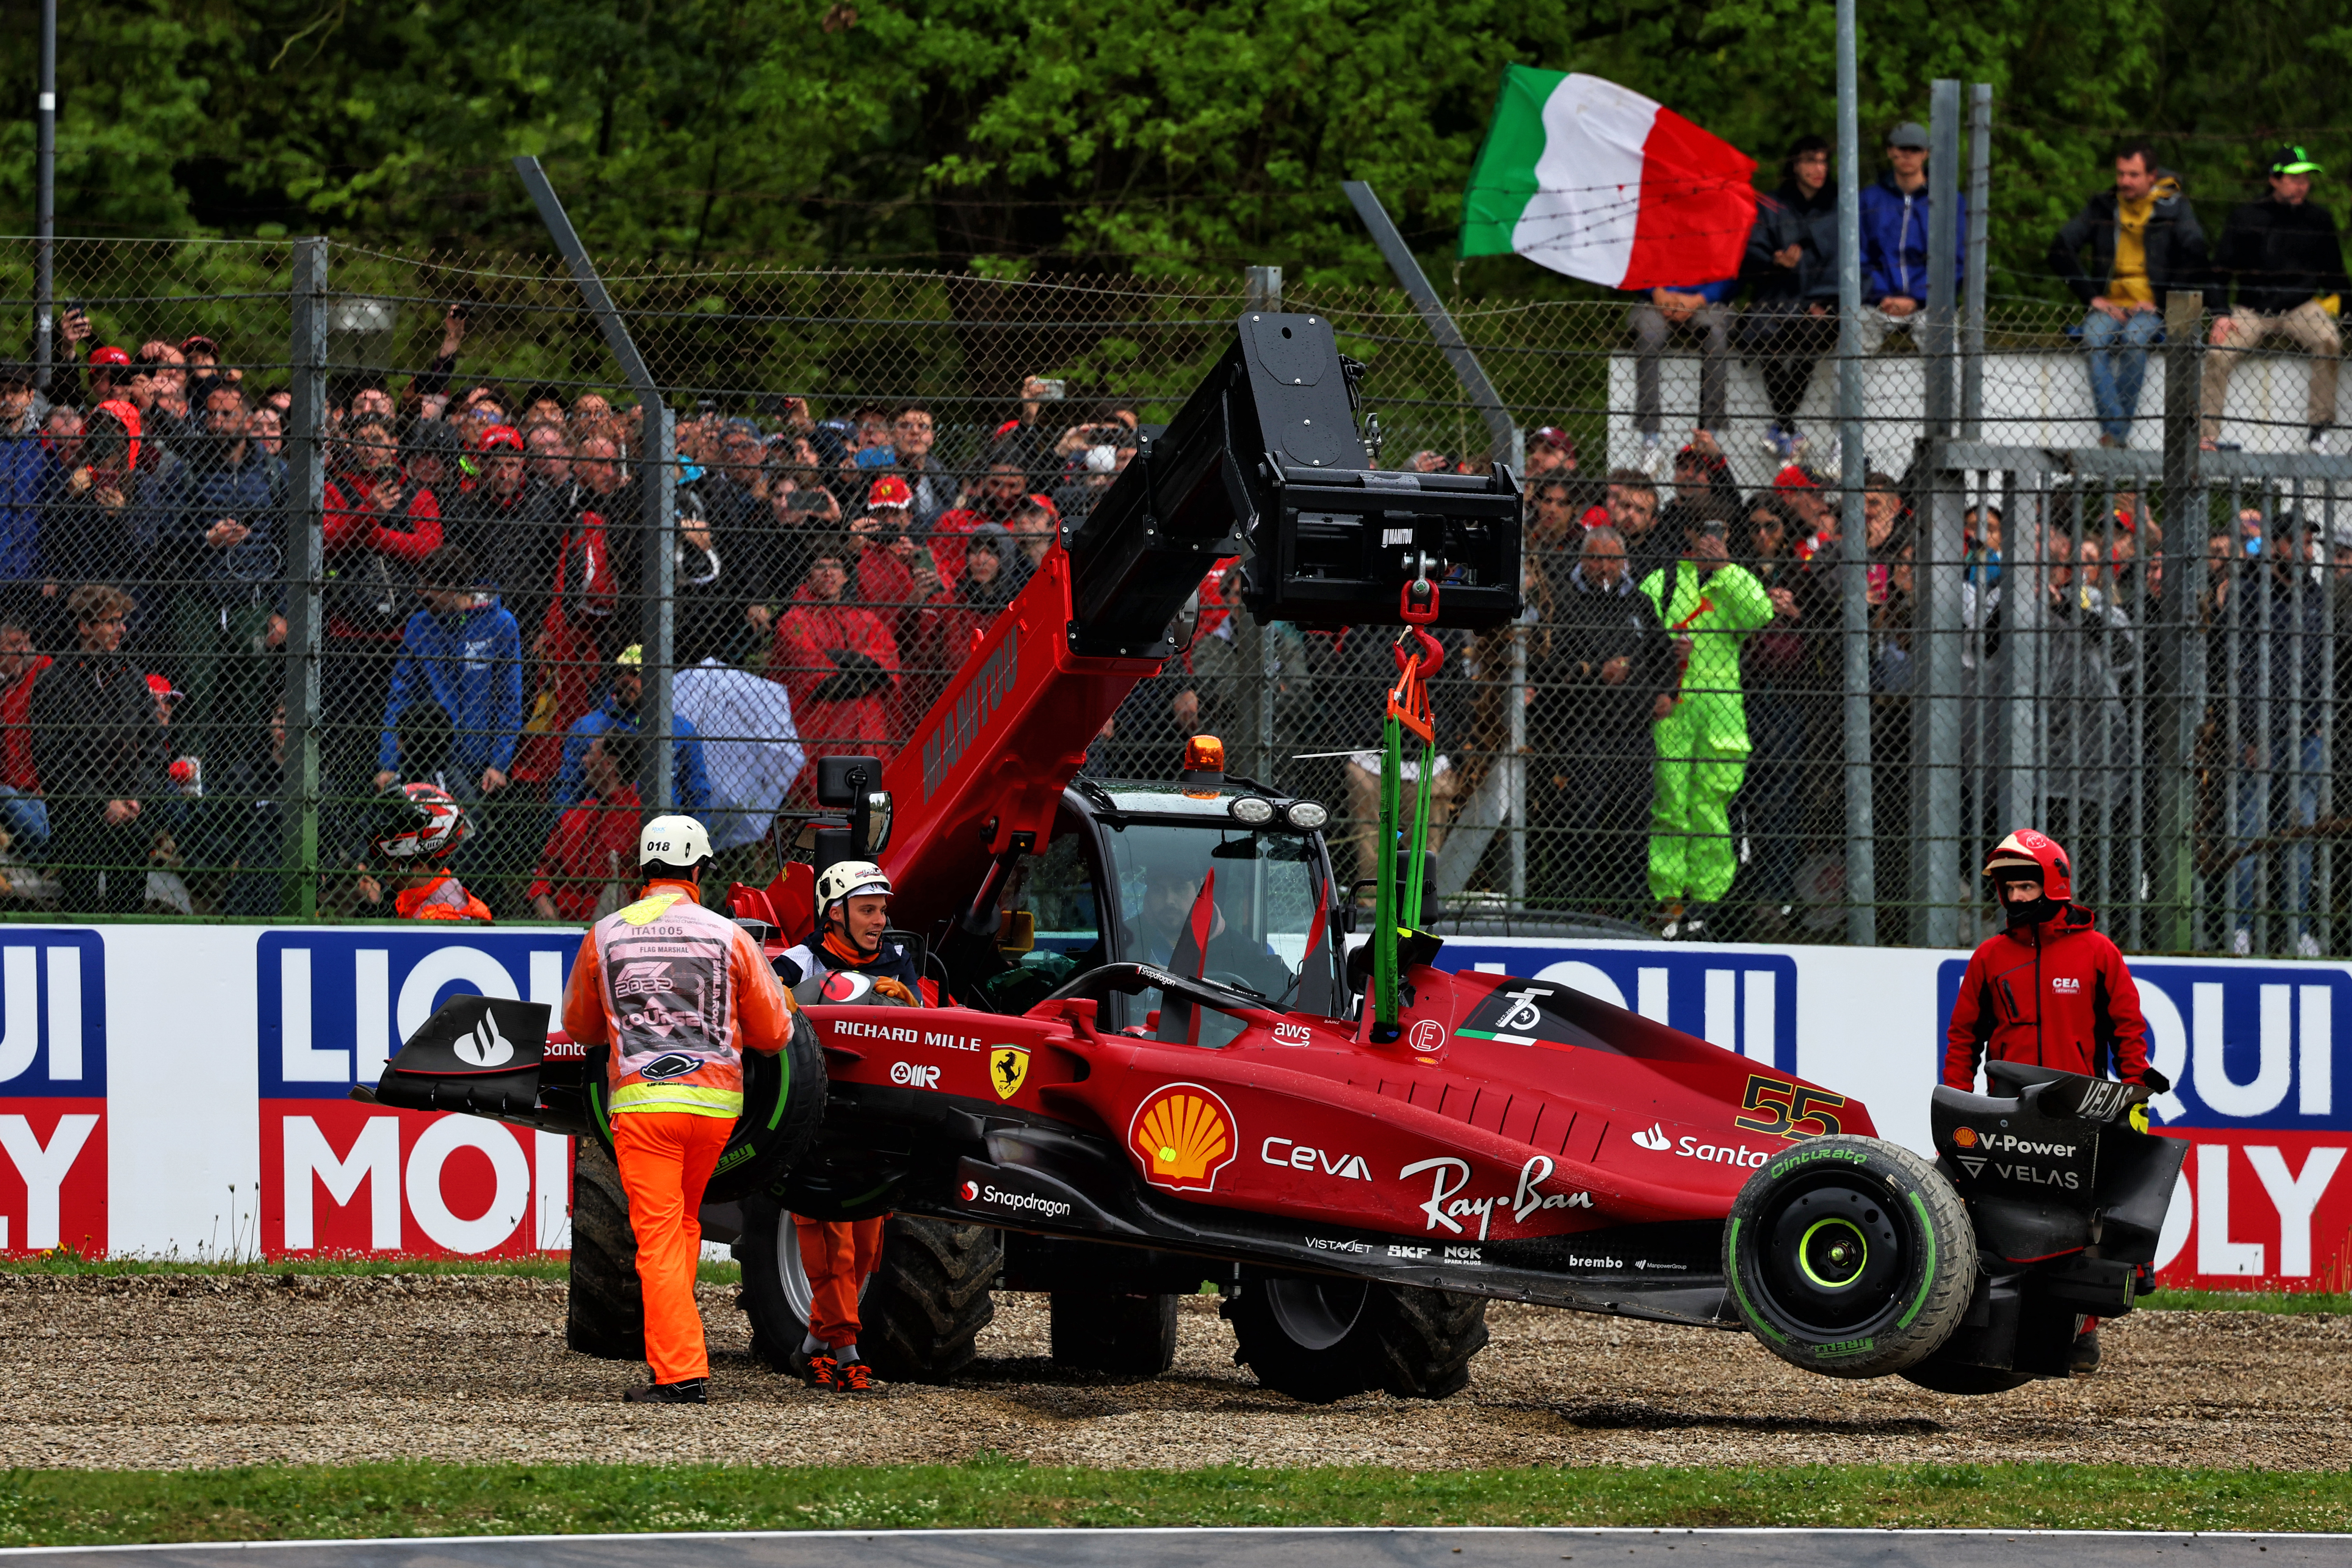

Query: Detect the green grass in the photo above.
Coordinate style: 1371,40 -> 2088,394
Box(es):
0,1254 -> 742,1285
0,1463 -> 2346,1544
2143,1289 -> 2349,1315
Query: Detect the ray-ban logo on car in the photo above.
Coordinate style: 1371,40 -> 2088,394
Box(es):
453,1014 -> 514,1068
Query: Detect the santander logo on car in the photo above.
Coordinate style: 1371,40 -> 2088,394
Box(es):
1630,1122 -> 1771,1167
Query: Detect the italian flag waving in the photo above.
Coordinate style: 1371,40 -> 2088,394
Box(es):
1461,66 -> 1758,290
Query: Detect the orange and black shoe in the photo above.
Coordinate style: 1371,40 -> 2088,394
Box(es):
837,1358 -> 874,1393
802,1353 -> 840,1391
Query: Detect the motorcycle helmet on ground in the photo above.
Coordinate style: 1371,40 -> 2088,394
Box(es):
1984,828 -> 2071,926
639,814 -> 713,874
370,782 -> 470,864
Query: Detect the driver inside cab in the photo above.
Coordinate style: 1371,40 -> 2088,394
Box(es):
1121,872 -> 1292,1000
774,859 -> 924,1005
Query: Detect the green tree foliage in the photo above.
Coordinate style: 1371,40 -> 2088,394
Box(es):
0,0 -> 2348,301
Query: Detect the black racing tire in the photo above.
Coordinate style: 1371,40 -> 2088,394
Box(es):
1223,1276 -> 1489,1404
736,1191 -> 876,1372
702,1019 -> 829,1205
1049,1290 -> 1180,1376
1899,1347 -> 2037,1396
860,1215 -> 1003,1384
1724,1134 -> 1976,1379
565,1136 -> 644,1360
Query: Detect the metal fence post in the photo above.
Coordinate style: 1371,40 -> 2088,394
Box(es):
33,0 -> 55,395
2156,289 -> 2206,948
1961,85 -> 1992,440
1925,80 -> 1961,440
1234,266 -> 1283,785
281,238 -> 328,919
642,403 -> 676,814
1508,623 -> 1527,906
1835,0 -> 1876,945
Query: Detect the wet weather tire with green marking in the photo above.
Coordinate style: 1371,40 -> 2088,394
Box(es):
1723,1134 -> 1975,1380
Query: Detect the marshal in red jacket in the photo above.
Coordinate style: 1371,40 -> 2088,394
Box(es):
1943,903 -> 2152,1089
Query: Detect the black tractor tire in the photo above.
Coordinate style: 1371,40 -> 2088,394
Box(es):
736,1191 -> 875,1372
1223,1276 -> 1489,1404
1049,1290 -> 1180,1376
740,1204 -> 1000,1383
566,1137 -> 644,1360
1724,1134 -> 1976,1380
1899,1347 -> 2036,1396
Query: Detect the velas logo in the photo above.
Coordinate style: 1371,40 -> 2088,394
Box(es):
1632,1124 -> 1671,1151
1127,1083 -> 1236,1192
989,1045 -> 1030,1100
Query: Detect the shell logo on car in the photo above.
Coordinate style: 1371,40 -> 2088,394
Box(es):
1128,1083 -> 1236,1192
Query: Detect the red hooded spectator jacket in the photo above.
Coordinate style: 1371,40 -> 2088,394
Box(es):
1943,902 -> 2151,1089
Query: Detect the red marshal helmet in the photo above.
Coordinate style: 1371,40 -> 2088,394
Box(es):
1983,828 -> 2071,902
370,782 -> 472,864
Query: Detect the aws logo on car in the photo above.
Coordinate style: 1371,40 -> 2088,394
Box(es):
1127,1082 -> 1236,1193
1630,1123 -> 1772,1167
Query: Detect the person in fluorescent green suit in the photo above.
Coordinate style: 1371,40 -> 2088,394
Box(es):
1639,513 -> 1780,932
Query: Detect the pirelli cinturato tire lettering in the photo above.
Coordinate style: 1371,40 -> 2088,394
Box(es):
1722,1134 -> 1975,1379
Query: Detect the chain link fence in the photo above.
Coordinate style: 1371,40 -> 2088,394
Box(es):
0,234 -> 2346,956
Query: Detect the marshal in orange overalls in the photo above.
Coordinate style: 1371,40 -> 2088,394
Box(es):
563,880 -> 795,1388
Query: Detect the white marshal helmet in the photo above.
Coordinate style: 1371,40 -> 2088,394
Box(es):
638,814 -> 713,873
815,859 -> 893,922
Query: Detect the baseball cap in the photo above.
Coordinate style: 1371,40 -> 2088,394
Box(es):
1773,463 -> 1818,493
1527,425 -> 1575,454
89,346 -> 131,368
1887,122 -> 1930,150
478,423 -> 525,452
0,361 -> 31,390
145,673 -> 185,701
181,334 -> 221,357
2271,145 -> 2323,176
866,474 -> 914,510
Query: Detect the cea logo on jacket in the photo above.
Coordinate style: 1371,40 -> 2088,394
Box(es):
0,931 -> 106,1254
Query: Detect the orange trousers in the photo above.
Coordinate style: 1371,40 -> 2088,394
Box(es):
794,1214 -> 886,1350
613,1111 -> 732,1384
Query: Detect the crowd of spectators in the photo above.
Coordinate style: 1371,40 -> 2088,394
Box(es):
0,309 -> 1151,917
1632,131 -> 2348,470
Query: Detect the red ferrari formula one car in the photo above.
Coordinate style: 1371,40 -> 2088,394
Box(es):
371,310 -> 2183,1400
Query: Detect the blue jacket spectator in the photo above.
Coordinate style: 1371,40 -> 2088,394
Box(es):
0,365 -> 45,583
1860,123 -> 1966,310
181,403 -> 286,609
376,547 -> 524,789
553,660 -> 714,817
